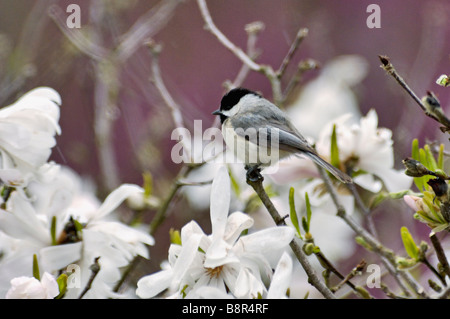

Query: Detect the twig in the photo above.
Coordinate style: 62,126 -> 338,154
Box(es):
196,0 -> 283,104
421,255 -> 447,286
435,283 -> 450,299
346,181 -> 415,296
317,164 -> 429,298
245,172 -> 336,299
146,40 -> 192,162
116,0 -> 181,62
430,232 -> 450,278
277,28 -> 308,78
50,1 -> 180,192
225,21 -> 264,90
149,164 -> 197,235
379,55 -> 450,131
48,5 -> 108,61
282,59 -> 319,103
378,55 -> 428,113
332,260 -> 367,294
197,0 -> 261,72
78,257 -> 101,299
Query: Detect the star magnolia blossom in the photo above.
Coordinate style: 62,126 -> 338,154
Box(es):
315,109 -> 411,193
136,166 -> 294,299
6,272 -> 59,299
0,87 -> 61,187
272,110 -> 411,194
0,87 -> 154,298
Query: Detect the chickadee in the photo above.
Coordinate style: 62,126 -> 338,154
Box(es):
212,87 -> 352,183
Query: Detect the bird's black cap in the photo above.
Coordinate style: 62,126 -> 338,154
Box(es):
219,87 -> 260,112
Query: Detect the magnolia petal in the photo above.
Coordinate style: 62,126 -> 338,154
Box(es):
40,272 -> 60,299
172,233 -> 203,287
136,269 -> 174,299
354,174 -> 382,193
266,252 -> 293,299
0,193 -> 49,243
209,166 -> 230,239
18,87 -> 62,106
233,268 -> 265,299
204,238 -> 239,269
238,227 -> 295,253
188,286 -> 234,299
39,242 -> 82,271
94,184 -> 144,220
224,212 -> 254,244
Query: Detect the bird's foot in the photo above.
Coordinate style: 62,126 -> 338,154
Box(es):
245,165 -> 263,183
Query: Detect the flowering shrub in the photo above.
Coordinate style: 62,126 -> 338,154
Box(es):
2,1 -> 450,300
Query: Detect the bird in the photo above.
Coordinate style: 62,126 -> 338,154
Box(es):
212,87 -> 352,183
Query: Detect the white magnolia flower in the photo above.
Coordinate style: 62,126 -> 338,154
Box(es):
136,166 -> 295,299
315,109 -> 411,193
272,110 -> 411,194
6,272 -> 59,299
0,166 -> 154,298
0,87 -> 61,187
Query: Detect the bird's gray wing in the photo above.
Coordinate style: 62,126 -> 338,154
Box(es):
229,108 -> 316,154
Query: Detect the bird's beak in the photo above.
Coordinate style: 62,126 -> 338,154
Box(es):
212,109 -> 222,116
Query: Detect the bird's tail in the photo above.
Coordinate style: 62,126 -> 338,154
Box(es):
305,152 -> 353,184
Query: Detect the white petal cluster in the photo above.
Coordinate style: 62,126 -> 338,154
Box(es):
6,272 -> 59,299
0,88 -> 154,298
136,166 -> 294,299
315,109 -> 411,193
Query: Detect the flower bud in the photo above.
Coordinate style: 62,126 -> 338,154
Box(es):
427,177 -> 448,199
402,158 -> 431,177
436,74 -> 450,87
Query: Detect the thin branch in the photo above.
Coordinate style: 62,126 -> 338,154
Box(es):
225,21 -> 265,90
430,232 -> 450,278
197,0 -> 261,72
277,28 -> 308,78
421,256 -> 447,286
378,55 -> 450,131
116,0 -> 181,62
146,40 -> 192,162
317,164 -> 429,298
196,0 -> 283,105
332,260 -> 368,295
378,55 -> 427,113
282,59 -> 319,103
346,180 -> 415,297
149,164 -> 196,235
48,5 -> 108,61
245,172 -> 336,299
78,257 -> 101,299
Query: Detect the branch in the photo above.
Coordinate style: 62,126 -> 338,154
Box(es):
245,171 -> 336,299
78,257 -> 101,299
48,5 -> 108,61
378,55 -> 450,131
430,232 -> 450,278
196,0 -> 283,104
197,0 -> 261,72
116,0 -> 181,62
277,28 -> 308,78
225,21 -> 265,90
149,164 -> 197,235
317,164 -> 429,298
146,40 -> 192,162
